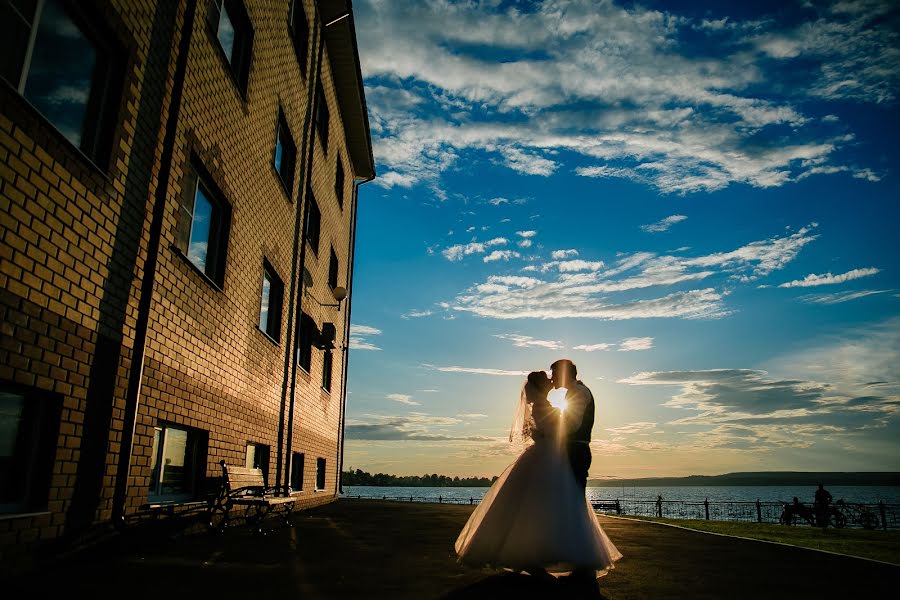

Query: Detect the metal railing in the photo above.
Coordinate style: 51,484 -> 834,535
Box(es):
342,493 -> 900,530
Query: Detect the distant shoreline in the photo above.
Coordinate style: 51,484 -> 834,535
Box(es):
343,471 -> 900,488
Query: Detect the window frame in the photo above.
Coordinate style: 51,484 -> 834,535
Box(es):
176,158 -> 232,288
328,246 -> 339,291
273,108 -> 297,197
245,442 -> 270,485
296,312 -> 316,373
315,457 -> 326,491
1,0 -> 125,168
259,259 -> 284,343
288,0 -> 310,77
290,451 -> 304,492
334,155 -> 345,210
315,83 -> 329,153
207,0 -> 254,98
304,191 -> 321,256
0,386 -> 61,515
147,423 -> 207,503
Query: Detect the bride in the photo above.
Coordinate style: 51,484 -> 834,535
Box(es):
454,370 -> 622,577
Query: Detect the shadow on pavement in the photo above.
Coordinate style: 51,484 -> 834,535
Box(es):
443,572 -> 609,600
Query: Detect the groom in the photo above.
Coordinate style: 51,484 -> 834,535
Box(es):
551,359 -> 594,492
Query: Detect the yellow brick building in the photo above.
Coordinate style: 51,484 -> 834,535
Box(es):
0,0 -> 374,555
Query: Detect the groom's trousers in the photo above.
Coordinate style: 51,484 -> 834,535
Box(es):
567,442 -> 592,491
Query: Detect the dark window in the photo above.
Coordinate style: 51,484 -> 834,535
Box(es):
334,156 -> 345,209
328,247 -> 339,291
177,161 -> 231,285
321,350 -> 333,392
259,260 -> 284,342
207,0 -> 253,96
0,388 -> 61,513
288,0 -> 309,76
1,0 -> 123,165
296,312 -> 316,372
245,442 -> 270,485
148,424 -> 207,502
315,83 -> 329,152
290,451 -> 304,491
274,109 -> 296,194
315,457 -> 326,491
304,192 -> 321,256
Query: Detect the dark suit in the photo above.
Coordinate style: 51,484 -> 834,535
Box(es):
564,381 -> 594,491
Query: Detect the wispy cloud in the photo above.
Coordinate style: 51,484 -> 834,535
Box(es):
387,393 -> 420,406
424,364 -> 530,377
402,309 -> 433,319
641,215 -> 687,233
494,334 -> 564,350
778,267 -> 880,288
349,323 -> 382,351
457,413 -> 488,419
345,413 -> 491,441
800,289 -> 890,304
551,250 -> 579,260
619,337 -> 655,351
574,343 -> 615,352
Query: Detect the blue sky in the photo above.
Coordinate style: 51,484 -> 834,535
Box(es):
343,0 -> 899,478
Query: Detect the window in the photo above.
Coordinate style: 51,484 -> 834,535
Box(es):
296,312 -> 316,372
148,424 -> 206,502
290,452 -> 304,492
1,0 -> 123,164
207,0 -> 253,96
245,442 -> 270,485
328,247 -> 339,291
259,261 -> 284,342
315,457 -> 326,491
321,350 -> 333,392
177,161 -> 231,285
288,0 -> 309,75
273,109 -> 296,194
304,192 -> 321,256
334,156 -> 345,209
0,388 -> 60,513
315,83 -> 329,152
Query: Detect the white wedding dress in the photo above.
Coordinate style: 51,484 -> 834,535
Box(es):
455,394 -> 622,576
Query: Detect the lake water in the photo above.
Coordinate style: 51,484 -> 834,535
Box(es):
343,485 -> 900,505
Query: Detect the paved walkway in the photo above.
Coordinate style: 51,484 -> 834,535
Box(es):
8,500 -> 898,599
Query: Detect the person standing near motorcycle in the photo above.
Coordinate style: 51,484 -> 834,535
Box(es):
814,483 -> 833,528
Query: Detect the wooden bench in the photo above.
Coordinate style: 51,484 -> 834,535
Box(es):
591,500 -> 622,514
207,460 -> 297,534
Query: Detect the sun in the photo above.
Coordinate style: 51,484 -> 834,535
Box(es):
548,387 -> 568,411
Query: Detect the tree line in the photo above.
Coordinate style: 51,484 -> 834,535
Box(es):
342,468 -> 498,487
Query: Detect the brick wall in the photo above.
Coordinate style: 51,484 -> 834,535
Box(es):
1,0 -> 367,557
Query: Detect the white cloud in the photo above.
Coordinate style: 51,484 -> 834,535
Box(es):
489,197 -> 509,205
518,239 -> 533,248
443,237 -> 508,261
800,289 -> 890,304
551,249 -> 579,260
484,250 -> 521,263
641,215 -> 688,233
606,422 -> 658,436
574,343 -> 614,352
516,230 -> 538,239
402,309 -> 433,319
778,267 -> 880,288
345,413 -> 490,441
619,337 -> 655,351
494,334 -> 564,350
457,413 -> 489,419
387,393 -> 421,406
424,364 -> 530,377
349,324 -> 382,351
357,0 -> 885,194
